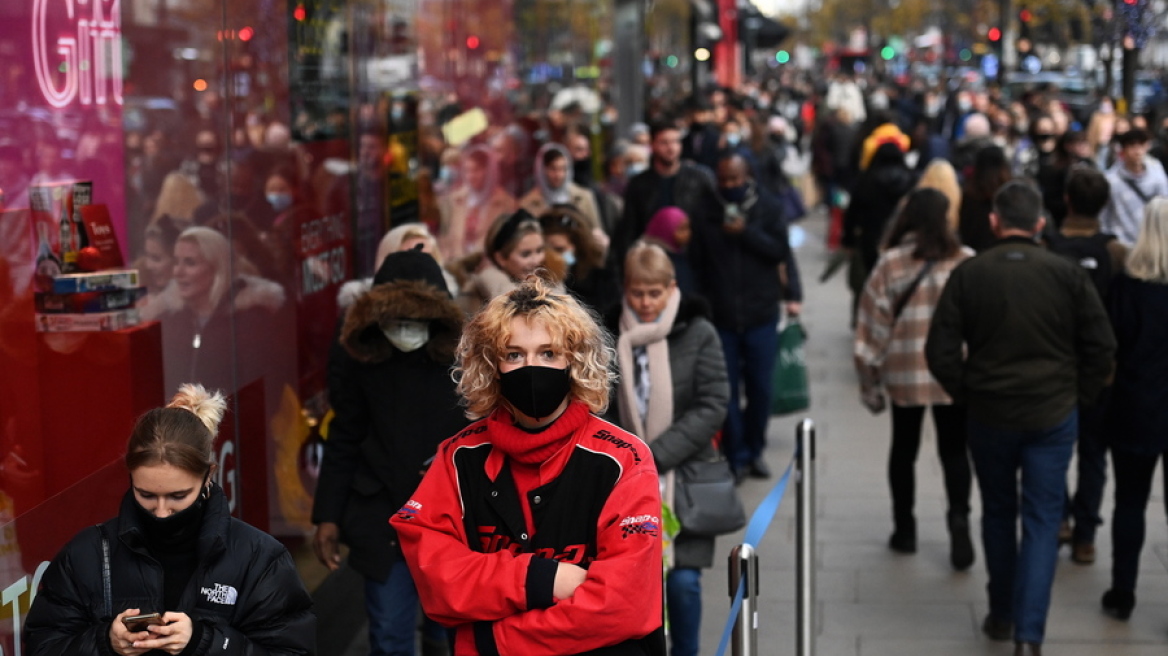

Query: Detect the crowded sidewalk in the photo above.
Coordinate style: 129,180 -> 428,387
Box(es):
689,206 -> 1168,655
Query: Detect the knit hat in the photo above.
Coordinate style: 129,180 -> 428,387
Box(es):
644,206 -> 689,253
373,244 -> 450,297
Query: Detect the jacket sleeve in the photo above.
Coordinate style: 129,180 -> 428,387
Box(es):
649,321 -> 730,472
312,322 -> 368,525
478,465 -> 664,656
24,534 -> 113,656
783,248 -> 804,302
1072,268 -> 1117,405
392,439 -> 552,626
740,198 -> 792,264
196,549 -> 316,656
924,267 -> 967,403
854,257 -> 893,376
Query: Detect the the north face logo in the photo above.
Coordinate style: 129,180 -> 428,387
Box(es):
201,583 -> 239,605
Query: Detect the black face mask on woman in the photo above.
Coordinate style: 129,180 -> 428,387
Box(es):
499,366 -> 571,420
133,475 -> 211,546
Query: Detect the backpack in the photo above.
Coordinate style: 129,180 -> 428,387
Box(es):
1047,232 -> 1117,302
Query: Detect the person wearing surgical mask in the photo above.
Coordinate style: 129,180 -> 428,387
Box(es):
390,276 -> 666,656
539,206 -> 619,313
313,246 -> 468,656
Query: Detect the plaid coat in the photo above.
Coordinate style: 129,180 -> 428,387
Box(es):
855,240 -> 974,407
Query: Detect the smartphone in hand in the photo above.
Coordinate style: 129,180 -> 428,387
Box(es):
122,612 -> 163,632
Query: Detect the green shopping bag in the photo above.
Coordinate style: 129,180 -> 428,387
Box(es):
771,319 -> 810,415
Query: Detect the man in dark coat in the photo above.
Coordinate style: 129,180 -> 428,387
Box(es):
312,247 -> 468,656
613,121 -> 721,269
690,153 -> 802,482
925,181 -> 1115,655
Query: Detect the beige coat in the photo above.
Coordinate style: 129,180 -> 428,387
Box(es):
438,185 -> 516,260
518,182 -> 600,232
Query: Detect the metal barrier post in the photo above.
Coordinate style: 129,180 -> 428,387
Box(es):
727,543 -> 759,656
796,419 -> 816,656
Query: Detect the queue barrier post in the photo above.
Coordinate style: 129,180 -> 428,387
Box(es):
727,543 -> 759,656
796,418 -> 816,656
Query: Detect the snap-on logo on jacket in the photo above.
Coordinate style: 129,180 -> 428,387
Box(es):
452,425 -> 488,442
620,514 -> 660,538
395,500 -> 422,521
201,583 -> 238,605
591,429 -> 642,463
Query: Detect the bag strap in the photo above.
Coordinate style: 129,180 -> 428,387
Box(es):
99,524 -> 112,619
1122,176 -> 1153,204
891,260 -> 935,321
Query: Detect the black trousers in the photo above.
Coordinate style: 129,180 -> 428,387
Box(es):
1109,449 -> 1168,593
889,404 -> 972,529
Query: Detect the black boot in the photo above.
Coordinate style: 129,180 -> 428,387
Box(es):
1101,588 -> 1135,620
947,512 -> 975,571
889,516 -> 916,553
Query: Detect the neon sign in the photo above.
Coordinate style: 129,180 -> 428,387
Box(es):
32,0 -> 123,109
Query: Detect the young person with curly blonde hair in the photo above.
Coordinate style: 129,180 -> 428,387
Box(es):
392,276 -> 665,656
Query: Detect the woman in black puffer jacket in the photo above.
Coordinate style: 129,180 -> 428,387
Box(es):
24,385 -> 314,656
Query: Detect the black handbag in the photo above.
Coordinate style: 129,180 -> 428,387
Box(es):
673,457 -> 747,537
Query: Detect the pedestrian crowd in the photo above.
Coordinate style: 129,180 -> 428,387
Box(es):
21,66 -> 1168,656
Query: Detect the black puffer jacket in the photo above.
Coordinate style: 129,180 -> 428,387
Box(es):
24,486 -> 315,655
312,277 -> 468,582
843,143 -> 917,272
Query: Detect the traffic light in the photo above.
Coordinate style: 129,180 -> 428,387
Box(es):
465,35 -> 480,50
987,26 -> 1002,42
1018,8 -> 1032,39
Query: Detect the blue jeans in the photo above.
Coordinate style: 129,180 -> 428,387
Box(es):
718,321 -> 779,471
967,410 -> 1077,645
666,568 -> 702,656
365,560 -> 448,656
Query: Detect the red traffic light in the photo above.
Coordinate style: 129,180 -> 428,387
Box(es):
1019,9 -> 1032,21
988,27 -> 1002,42
466,35 -> 480,49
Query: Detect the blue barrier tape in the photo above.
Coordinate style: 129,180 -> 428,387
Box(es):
713,449 -> 799,656
715,577 -> 746,656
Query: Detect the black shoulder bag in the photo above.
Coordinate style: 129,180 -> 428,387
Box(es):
891,260 -> 936,321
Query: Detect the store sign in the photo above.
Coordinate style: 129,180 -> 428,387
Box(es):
32,0 -> 123,108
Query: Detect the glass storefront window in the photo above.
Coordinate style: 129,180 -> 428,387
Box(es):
1,0 -> 619,650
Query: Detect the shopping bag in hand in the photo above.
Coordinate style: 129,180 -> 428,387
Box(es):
771,319 -> 810,415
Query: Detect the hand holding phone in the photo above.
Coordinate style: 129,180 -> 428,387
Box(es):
110,608 -> 159,656
121,612 -> 162,632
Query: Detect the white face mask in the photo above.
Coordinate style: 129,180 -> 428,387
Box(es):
382,319 -> 430,352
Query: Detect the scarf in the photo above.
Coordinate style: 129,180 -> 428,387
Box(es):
487,400 -> 590,465
617,288 -> 681,557
617,288 -> 680,442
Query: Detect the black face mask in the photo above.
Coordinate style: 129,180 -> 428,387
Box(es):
720,184 -> 748,204
573,158 -> 593,186
133,476 -> 210,547
499,366 -> 571,420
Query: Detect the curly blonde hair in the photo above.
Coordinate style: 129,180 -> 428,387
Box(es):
455,276 -> 615,419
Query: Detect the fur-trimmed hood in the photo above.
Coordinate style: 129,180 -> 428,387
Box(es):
233,274 -> 286,312
157,274 -> 286,319
341,279 -> 464,363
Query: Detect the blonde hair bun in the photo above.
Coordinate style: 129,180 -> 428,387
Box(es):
167,384 -> 227,434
